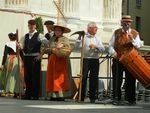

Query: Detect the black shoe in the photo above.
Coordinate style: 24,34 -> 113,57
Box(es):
112,100 -> 125,105
21,96 -> 31,100
127,101 -> 136,106
123,101 -> 136,106
112,100 -> 119,105
80,99 -> 84,102
90,99 -> 95,103
49,98 -> 58,101
57,98 -> 65,101
78,99 -> 84,103
32,97 -> 39,100
13,93 -> 18,98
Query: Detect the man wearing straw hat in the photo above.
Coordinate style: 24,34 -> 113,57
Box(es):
109,15 -> 142,105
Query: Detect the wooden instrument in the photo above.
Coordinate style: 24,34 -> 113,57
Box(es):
144,53 -> 150,65
120,48 -> 150,89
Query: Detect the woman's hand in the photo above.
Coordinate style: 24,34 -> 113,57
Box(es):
89,44 -> 97,49
112,51 -> 117,58
0,65 -> 4,70
52,48 -> 57,54
57,43 -> 64,49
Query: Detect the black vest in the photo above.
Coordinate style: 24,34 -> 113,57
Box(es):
45,33 -> 51,40
23,32 -> 41,54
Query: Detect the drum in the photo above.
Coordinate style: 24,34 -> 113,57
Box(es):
119,48 -> 150,89
144,53 -> 150,65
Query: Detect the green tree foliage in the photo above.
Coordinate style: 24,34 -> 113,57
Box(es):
35,17 -> 44,34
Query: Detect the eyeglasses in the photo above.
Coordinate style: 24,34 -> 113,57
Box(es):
89,26 -> 97,29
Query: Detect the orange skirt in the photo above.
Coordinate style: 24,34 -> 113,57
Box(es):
46,54 -> 70,92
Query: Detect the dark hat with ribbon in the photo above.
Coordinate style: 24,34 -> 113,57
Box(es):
44,20 -> 55,25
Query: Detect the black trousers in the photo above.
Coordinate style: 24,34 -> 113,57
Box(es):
81,58 -> 99,101
24,56 -> 41,98
112,59 -> 136,102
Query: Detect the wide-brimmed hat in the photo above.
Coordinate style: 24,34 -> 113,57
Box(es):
51,24 -> 71,33
121,15 -> 133,22
44,20 -> 54,25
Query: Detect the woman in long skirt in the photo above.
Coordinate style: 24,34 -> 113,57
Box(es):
41,24 -> 73,100
0,32 -> 24,97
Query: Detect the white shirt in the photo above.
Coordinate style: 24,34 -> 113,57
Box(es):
75,32 -> 105,59
48,32 -> 54,38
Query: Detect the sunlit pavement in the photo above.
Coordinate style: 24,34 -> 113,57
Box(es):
0,97 -> 150,113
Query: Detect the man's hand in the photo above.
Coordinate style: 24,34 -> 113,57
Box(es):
112,52 -> 117,58
43,48 -> 50,54
34,54 -> 43,61
127,32 -> 133,40
89,44 -> 97,49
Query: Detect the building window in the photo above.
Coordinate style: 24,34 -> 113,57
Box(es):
136,16 -> 141,33
136,0 -> 141,7
5,0 -> 28,5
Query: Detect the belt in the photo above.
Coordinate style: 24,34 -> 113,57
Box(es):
24,53 -> 40,56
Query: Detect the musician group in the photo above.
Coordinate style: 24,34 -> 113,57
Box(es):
0,15 -> 149,106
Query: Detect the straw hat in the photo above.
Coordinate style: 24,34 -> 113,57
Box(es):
121,15 -> 133,22
51,23 -> 71,33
